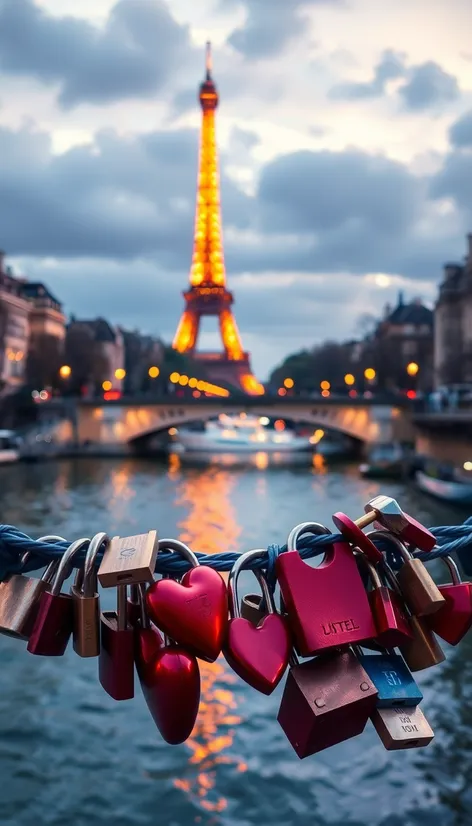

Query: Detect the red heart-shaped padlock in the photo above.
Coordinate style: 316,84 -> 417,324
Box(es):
146,566 -> 228,662
135,641 -> 201,745
224,614 -> 291,695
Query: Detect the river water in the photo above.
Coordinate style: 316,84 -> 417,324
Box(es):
0,454 -> 471,826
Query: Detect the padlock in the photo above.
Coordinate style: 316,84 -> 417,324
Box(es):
371,705 -> 434,750
0,534 -> 65,639
276,522 -> 377,657
426,555 -> 472,645
27,537 -> 90,655
71,532 -> 106,657
383,533 -> 445,617
356,553 -> 412,648
354,647 -> 423,708
333,495 -> 436,563
224,548 -> 291,695
99,583 -> 135,701
146,538 -> 228,662
134,584 -> 200,745
240,593 -> 266,626
98,530 -> 158,587
277,648 -> 378,758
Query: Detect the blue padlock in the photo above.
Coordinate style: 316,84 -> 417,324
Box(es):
355,649 -> 423,708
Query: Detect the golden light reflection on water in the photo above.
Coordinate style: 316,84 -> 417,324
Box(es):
168,460 -> 246,813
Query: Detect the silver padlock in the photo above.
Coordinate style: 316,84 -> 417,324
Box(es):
0,535 -> 65,639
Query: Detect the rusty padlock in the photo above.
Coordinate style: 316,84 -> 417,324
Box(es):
277,648 -> 378,758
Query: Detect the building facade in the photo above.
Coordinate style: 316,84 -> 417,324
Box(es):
0,253 -> 30,393
66,317 -> 125,395
434,234 -> 472,386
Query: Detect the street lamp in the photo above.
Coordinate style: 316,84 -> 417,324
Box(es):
59,365 -> 71,379
406,362 -> 419,377
320,380 -> 330,391
364,367 -> 376,381
148,366 -> 160,378
284,377 -> 294,389
102,380 -> 112,391
344,373 -> 355,386
115,368 -> 126,380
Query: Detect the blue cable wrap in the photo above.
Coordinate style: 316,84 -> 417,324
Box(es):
0,517 -> 471,581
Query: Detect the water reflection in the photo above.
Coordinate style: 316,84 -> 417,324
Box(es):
170,462 -> 245,813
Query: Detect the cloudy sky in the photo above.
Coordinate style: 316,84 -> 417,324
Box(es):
0,0 -> 471,378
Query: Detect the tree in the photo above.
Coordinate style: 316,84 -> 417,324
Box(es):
26,334 -> 65,390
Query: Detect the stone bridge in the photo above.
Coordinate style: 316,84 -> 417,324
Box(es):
48,395 -> 414,448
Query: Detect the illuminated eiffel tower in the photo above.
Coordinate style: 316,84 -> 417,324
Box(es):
172,43 -> 263,395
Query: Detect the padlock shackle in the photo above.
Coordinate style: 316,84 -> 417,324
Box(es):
228,548 -> 274,620
287,522 -> 331,553
83,533 -> 109,598
368,529 -> 411,563
354,550 -> 383,590
440,554 -> 461,586
158,538 -> 199,569
50,537 -> 90,596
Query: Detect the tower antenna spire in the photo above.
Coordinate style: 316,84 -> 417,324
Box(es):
205,40 -> 212,79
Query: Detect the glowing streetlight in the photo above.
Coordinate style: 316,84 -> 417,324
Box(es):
170,372 -> 180,383
102,380 -> 112,391
320,380 -> 330,391
406,362 -> 419,377
364,367 -> 376,381
59,365 -> 71,379
284,377 -> 294,389
179,375 -> 189,386
115,368 -> 126,380
148,366 -> 160,378
344,373 -> 355,386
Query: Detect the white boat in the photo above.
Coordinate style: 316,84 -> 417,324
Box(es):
0,430 -> 20,464
416,469 -> 472,504
172,415 -> 312,454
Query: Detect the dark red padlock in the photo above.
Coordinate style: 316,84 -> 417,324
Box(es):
99,584 -> 135,701
276,522 -> 377,657
146,539 -> 228,662
224,548 -> 291,695
426,556 -> 472,645
27,537 -> 90,656
357,550 -> 412,649
277,648 -> 378,758
134,586 -> 200,744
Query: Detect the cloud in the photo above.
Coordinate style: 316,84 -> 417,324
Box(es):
0,0 -> 193,108
449,109 -> 472,148
399,61 -> 460,111
330,50 -> 406,100
330,52 -> 460,113
223,0 -> 342,59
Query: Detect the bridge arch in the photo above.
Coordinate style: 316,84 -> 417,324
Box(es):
73,398 -> 407,446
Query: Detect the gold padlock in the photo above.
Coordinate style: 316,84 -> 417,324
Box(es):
399,614 -> 445,672
369,530 -> 445,616
71,532 -> 106,657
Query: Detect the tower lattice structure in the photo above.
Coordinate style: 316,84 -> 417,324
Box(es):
172,44 -> 263,395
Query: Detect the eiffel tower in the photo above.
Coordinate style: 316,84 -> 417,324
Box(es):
172,44 -> 263,395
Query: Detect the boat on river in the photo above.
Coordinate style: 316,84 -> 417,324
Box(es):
416,465 -> 472,505
172,415 -> 312,454
0,430 -> 20,464
359,442 -> 410,479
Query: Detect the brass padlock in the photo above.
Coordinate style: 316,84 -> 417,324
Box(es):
71,532 -> 106,657
0,535 -> 65,639
370,530 -> 445,617
399,614 -> 445,672
371,705 -> 434,750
